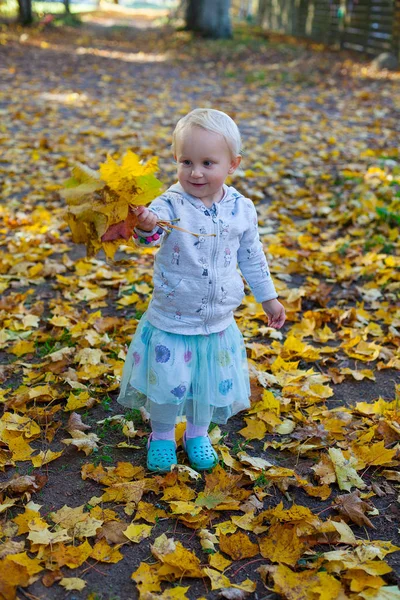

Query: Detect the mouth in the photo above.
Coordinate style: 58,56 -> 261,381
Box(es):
188,182 -> 206,187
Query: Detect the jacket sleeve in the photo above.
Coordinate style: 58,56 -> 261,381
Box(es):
133,194 -> 175,248
237,200 -> 278,303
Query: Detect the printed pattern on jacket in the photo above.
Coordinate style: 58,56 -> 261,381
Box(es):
133,183 -> 277,335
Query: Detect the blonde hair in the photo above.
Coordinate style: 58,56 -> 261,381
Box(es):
172,108 -> 242,158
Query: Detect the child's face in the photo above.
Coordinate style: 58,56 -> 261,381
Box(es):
174,126 -> 241,206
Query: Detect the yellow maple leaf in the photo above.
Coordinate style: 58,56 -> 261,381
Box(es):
0,498 -> 17,513
151,534 -> 203,578
218,445 -> 242,471
351,441 -> 398,468
344,569 -> 385,592
302,482 -> 332,501
312,454 -> 336,485
264,502 -> 316,524
198,529 -> 219,552
282,335 -> 321,361
219,530 -> 259,560
101,480 -> 146,507
328,448 -> 366,491
259,523 -> 305,566
7,552 -> 43,576
90,505 -> 120,523
50,504 -> 87,528
203,569 -> 256,594
161,482 -> 196,502
215,520 -> 238,536
156,586 -> 190,599
266,563 -> 343,600
1,412 -> 41,438
90,538 -> 123,563
322,549 -> 393,576
99,151 -> 162,205
28,528 -> 71,545
61,430 -> 100,455
131,562 -> 162,595
31,449 -> 63,467
63,151 -> 162,259
64,391 -> 94,412
330,520 -> 357,545
60,577 -> 87,591
355,399 -> 399,416
236,451 -> 273,471
0,557 -> 30,588
231,511 -> 263,533
48,315 -> 72,327
123,523 -> 153,543
340,367 -> 375,381
74,516 -> 103,539
209,552 -> 232,572
13,507 -> 47,535
203,567 -> 231,590
8,340 -> 36,357
194,490 -> 227,510
355,540 -> 400,561
52,540 -> 92,568
133,501 -> 167,524
238,417 -> 267,440
344,340 -> 382,361
0,431 -> 34,460
169,500 -> 203,516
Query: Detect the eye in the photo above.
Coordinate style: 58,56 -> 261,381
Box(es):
203,161 -> 213,167
182,160 -> 191,166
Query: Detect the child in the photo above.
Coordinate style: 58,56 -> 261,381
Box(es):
102,108 -> 286,473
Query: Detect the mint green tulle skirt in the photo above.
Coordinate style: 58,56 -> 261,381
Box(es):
117,313 -> 251,425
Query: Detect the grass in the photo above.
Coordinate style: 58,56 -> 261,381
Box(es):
254,470 -> 270,487
100,395 -> 114,412
0,0 -> 94,18
1,0 -> 176,19
92,444 -> 114,465
35,329 -> 74,357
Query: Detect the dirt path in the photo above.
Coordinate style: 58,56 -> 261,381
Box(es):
0,13 -> 399,600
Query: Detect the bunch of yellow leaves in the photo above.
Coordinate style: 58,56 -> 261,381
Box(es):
62,151 -> 162,259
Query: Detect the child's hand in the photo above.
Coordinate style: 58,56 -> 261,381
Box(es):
101,207 -> 138,242
135,206 -> 158,232
101,206 -> 158,242
262,298 -> 286,329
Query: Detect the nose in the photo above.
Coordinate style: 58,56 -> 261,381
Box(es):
191,166 -> 203,178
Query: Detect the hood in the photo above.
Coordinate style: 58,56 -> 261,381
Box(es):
166,182 -> 240,211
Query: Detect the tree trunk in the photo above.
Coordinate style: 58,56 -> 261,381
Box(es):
257,0 -> 268,26
64,0 -> 71,14
185,0 -> 232,39
18,0 -> 33,25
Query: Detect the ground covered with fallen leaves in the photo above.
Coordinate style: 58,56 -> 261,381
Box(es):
0,12 -> 400,600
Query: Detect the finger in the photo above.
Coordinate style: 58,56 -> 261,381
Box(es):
270,316 -> 282,329
276,314 -> 285,329
134,206 -> 146,216
145,216 -> 157,229
137,209 -> 151,223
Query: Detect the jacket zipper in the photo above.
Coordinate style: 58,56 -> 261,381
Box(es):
205,208 -> 219,333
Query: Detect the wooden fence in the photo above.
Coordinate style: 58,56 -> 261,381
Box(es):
257,0 -> 400,57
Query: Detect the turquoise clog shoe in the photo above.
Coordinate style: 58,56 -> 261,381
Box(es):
183,434 -> 218,470
147,436 -> 177,473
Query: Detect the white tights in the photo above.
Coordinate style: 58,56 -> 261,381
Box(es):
150,400 -> 212,440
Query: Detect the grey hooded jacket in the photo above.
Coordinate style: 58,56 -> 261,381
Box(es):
133,183 -> 277,335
